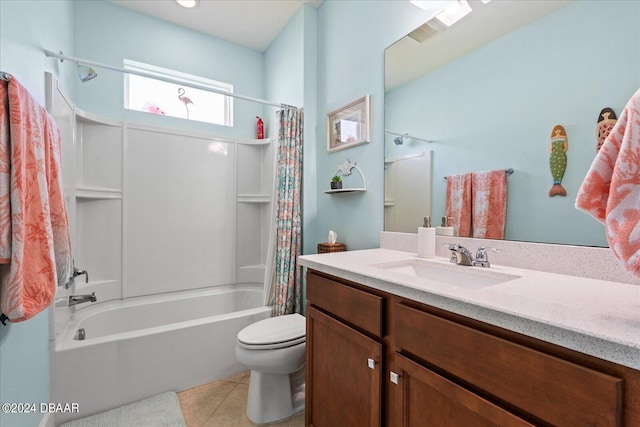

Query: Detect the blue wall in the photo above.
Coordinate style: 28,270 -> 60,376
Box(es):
385,0 -> 639,247
309,1 -> 433,251
264,4 -> 319,256
0,2 -> 74,425
73,1 -> 267,139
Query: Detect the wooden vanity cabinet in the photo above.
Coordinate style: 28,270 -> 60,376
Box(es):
306,271 -> 386,427
305,270 -> 639,427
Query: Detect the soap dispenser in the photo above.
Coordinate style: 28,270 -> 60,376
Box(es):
418,216 -> 436,258
436,216 -> 454,236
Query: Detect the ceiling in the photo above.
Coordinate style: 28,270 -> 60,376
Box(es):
109,0 -> 322,52
386,0 -> 574,91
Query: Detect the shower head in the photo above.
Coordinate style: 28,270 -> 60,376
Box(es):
76,63 -> 97,83
394,136 -> 404,145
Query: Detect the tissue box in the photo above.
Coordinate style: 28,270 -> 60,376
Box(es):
317,242 -> 346,253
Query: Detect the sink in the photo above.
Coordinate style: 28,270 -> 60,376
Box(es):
369,259 -> 520,288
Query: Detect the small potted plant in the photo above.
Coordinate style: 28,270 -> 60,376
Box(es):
331,175 -> 343,190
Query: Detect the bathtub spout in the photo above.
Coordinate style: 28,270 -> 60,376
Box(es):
68,292 -> 97,306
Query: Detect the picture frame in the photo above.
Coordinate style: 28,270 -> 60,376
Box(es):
327,95 -> 370,153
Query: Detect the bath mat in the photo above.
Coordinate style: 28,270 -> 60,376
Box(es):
60,392 -> 186,427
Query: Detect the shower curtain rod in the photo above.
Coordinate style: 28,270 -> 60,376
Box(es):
384,129 -> 433,143
44,49 -> 294,109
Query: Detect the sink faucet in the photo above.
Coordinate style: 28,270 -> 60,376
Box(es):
472,246 -> 500,268
445,244 -> 474,266
68,292 -> 97,306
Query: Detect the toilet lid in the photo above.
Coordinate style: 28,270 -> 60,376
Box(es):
237,313 -> 306,349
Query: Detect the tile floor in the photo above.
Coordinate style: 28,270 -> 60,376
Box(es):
177,371 -> 305,427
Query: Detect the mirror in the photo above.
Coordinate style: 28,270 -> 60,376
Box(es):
384,0 -> 640,247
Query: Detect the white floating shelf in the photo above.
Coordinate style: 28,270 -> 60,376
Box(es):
324,188 -> 367,194
237,194 -> 271,203
76,186 -> 122,200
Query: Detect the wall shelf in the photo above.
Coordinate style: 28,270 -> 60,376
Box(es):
324,188 -> 367,194
237,194 -> 271,203
325,159 -> 367,195
76,186 -> 122,200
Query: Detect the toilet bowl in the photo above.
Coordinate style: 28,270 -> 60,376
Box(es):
236,313 -> 306,425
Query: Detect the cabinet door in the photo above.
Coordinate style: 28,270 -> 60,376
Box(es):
391,354 -> 534,427
306,305 -> 383,427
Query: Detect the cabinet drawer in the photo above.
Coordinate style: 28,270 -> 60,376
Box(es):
395,303 -> 622,426
307,271 -> 383,337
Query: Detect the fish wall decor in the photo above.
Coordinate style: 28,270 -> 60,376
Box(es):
549,125 -> 568,197
596,107 -> 617,151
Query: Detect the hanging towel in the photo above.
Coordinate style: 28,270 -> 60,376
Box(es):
471,170 -> 507,239
0,77 -> 72,322
576,88 -> 640,278
0,84 -> 10,263
445,173 -> 472,237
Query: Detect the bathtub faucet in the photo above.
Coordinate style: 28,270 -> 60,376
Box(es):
68,292 -> 97,306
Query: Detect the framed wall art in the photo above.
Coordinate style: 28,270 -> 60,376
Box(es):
327,95 -> 370,153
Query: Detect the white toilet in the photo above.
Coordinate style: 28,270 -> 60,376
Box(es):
236,313 -> 306,425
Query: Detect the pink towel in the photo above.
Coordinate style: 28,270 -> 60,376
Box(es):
472,170 -> 507,239
0,78 -> 72,322
446,173 -> 472,237
576,88 -> 640,278
0,85 -> 9,263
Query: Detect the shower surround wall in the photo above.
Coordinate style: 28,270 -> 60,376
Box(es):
47,74 -> 274,340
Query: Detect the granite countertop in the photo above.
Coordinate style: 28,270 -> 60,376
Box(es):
298,248 -> 640,370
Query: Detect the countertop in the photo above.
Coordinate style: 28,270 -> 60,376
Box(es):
298,248 -> 640,370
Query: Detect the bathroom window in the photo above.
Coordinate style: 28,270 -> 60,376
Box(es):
123,59 -> 233,126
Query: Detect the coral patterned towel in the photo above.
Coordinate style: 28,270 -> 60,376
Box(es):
446,173 -> 472,237
472,170 -> 507,239
0,78 -> 72,322
576,88 -> 640,278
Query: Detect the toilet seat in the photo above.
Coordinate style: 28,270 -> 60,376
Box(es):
237,313 -> 306,350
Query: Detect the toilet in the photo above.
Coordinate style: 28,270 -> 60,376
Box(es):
236,313 -> 306,425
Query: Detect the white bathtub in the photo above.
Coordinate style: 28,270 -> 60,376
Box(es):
51,283 -> 271,425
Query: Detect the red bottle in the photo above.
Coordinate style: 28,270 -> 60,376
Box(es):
256,116 -> 264,139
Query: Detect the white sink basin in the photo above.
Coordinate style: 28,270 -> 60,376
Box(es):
369,259 -> 520,288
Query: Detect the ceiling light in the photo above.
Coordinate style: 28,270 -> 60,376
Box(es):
434,0 -> 472,27
176,0 -> 199,8
410,0 -> 472,28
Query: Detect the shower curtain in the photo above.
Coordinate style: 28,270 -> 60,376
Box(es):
265,107 -> 303,316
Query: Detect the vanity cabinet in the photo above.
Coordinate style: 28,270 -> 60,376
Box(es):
392,353 -> 533,426
306,272 -> 385,427
306,269 -> 639,427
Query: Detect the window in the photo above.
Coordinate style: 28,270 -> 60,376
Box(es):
123,59 -> 233,126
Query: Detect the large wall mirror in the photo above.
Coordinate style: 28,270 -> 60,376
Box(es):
384,0 -> 640,247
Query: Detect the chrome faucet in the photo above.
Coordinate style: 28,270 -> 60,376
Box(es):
68,292 -> 97,306
472,246 -> 500,268
72,266 -> 89,283
445,244 -> 474,266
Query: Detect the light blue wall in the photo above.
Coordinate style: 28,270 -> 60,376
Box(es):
73,1 -> 267,139
385,0 -> 639,247
264,4 -> 319,257
0,2 -> 74,425
311,1 -> 432,251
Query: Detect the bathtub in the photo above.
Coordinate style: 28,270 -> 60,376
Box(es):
51,283 -> 271,425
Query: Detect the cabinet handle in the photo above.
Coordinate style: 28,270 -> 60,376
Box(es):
390,371 -> 400,384
367,358 -> 376,370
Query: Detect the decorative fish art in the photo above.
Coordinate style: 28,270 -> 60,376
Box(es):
549,125 -> 568,197
596,107 -> 617,152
